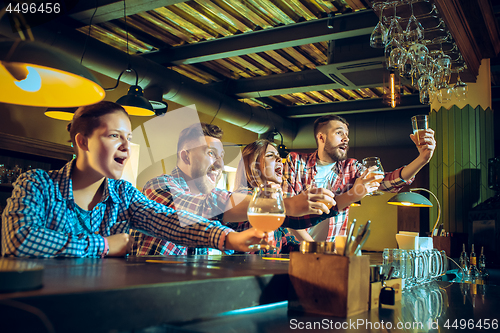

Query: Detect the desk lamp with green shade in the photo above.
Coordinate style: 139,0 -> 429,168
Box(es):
387,188 -> 442,237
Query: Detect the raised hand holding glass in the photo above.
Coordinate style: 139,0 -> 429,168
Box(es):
361,157 -> 385,196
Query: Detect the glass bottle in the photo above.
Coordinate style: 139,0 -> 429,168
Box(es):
478,246 -> 489,280
459,243 -> 469,278
469,244 -> 480,278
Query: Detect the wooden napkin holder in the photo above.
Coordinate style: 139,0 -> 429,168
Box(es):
288,252 -> 370,317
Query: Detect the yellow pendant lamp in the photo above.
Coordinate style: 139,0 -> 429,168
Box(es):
44,107 -> 78,121
0,40 -> 105,107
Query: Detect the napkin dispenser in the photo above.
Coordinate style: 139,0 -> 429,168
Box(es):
288,251 -> 370,317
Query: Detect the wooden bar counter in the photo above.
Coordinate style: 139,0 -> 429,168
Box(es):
0,254 -> 499,332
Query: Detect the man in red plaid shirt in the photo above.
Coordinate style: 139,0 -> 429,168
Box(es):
282,115 -> 436,242
130,122 -> 337,255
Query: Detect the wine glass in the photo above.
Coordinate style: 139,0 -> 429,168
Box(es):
405,0 -> 424,43
370,2 -> 388,48
453,69 -> 468,101
247,184 -> 286,251
361,157 -> 385,196
385,2 -> 404,45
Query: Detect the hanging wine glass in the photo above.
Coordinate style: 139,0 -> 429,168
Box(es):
405,0 -> 424,43
439,84 -> 453,102
385,37 -> 402,70
453,68 -> 468,101
370,2 -> 388,48
386,2 -> 404,45
419,88 -> 430,105
417,74 -> 434,92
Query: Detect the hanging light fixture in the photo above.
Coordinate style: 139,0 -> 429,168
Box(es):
144,85 -> 168,116
44,107 -> 78,121
382,70 -> 400,108
107,0 -> 154,116
0,41 -> 105,107
108,67 -> 154,116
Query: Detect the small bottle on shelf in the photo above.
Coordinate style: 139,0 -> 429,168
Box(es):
469,244 -> 480,278
459,243 -> 469,278
478,246 -> 489,280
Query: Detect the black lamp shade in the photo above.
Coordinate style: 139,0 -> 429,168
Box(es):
116,85 -> 154,116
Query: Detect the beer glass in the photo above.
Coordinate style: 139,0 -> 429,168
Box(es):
247,185 -> 286,251
411,115 -> 428,146
361,157 -> 385,196
383,248 -> 407,279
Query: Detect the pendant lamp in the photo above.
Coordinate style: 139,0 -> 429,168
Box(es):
0,41 -> 105,107
108,67 -> 154,116
387,188 -> 442,237
44,107 -> 78,121
116,84 -> 154,116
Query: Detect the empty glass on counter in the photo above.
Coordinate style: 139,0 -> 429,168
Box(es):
383,248 -> 407,279
385,247 -> 448,291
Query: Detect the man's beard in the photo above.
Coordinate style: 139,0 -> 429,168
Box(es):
191,165 -> 221,194
324,139 -> 348,162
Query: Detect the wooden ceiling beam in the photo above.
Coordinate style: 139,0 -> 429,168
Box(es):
68,0 -> 189,25
141,10 -> 378,65
286,94 -> 424,118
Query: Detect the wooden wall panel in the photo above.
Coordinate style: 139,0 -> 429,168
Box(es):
429,105 -> 494,234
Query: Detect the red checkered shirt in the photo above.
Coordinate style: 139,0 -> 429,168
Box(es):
130,167 -> 232,255
282,151 -> 412,242
130,167 -> 334,255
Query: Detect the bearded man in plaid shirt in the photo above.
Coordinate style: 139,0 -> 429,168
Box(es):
282,115 -> 436,242
130,122 -> 337,256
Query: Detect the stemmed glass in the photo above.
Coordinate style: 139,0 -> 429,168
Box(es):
370,2 -> 388,48
247,184 -> 286,251
361,157 -> 385,196
454,69 -> 468,101
386,2 -> 404,44
405,0 -> 424,43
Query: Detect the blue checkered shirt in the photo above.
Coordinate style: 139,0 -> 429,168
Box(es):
1,160 -> 232,257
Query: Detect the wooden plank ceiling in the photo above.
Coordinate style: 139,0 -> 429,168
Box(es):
67,0 -> 495,115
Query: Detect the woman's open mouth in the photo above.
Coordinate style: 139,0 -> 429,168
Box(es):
114,157 -> 127,165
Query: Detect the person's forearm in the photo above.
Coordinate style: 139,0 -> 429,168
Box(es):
222,193 -> 251,223
335,189 -> 362,211
290,229 -> 314,242
400,155 -> 429,181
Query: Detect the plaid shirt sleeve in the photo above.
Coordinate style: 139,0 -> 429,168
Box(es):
2,166 -> 235,258
129,172 -> 233,256
143,174 -> 231,220
120,184 -> 233,252
2,170 -> 107,258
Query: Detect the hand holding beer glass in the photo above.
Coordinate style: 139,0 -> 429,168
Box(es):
361,157 -> 385,196
309,178 -> 334,209
411,115 -> 428,146
247,185 -> 286,251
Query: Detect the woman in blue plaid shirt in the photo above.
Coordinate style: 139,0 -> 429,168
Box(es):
1,101 -> 265,257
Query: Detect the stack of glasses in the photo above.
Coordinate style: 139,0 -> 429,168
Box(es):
369,0 -> 468,105
383,248 -> 448,291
